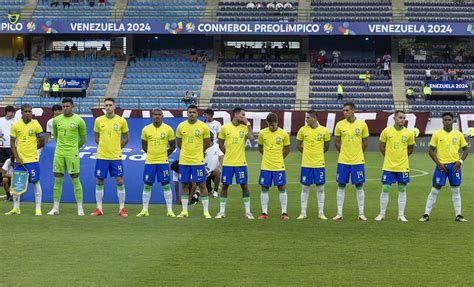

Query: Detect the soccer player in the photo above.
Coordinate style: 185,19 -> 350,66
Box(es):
296,111 -> 330,220
47,98 -> 87,216
46,104 -> 62,141
375,111 -> 414,222
257,113 -> 290,220
419,112 -> 469,222
215,107 -> 255,219
203,108 -> 222,198
333,102 -> 369,221
137,108 -> 176,217
91,98 -> 129,217
5,104 -> 45,216
176,105 -> 212,218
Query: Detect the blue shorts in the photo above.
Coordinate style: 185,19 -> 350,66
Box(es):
95,159 -> 124,179
432,163 -> 462,187
381,170 -> 410,185
336,163 -> 365,185
259,170 -> 286,187
15,162 -> 40,183
179,164 -> 206,183
300,167 -> 326,185
143,164 -> 170,184
221,166 -> 248,185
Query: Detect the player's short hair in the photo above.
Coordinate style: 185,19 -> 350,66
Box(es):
52,104 -> 62,112
343,102 -> 355,110
307,110 -> 318,118
62,97 -> 74,105
442,112 -> 454,119
266,112 -> 278,123
5,105 -> 15,113
104,97 -> 115,104
233,107 -> 245,116
21,104 -> 32,111
187,104 -> 198,111
152,108 -> 163,114
394,110 -> 405,116
203,108 -> 214,116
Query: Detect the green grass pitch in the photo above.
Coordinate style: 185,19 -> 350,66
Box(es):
1,151 -> 472,286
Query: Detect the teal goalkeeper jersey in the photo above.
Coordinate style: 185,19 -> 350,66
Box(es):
53,114 -> 87,157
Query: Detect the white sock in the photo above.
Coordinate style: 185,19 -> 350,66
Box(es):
77,202 -> 83,211
356,188 -> 365,215
201,196 -> 209,213
117,185 -> 126,210
243,197 -> 251,214
13,194 -> 20,209
279,190 -> 288,214
380,192 -> 389,215
261,191 -> 269,214
142,191 -> 151,212
96,185 -> 104,210
53,201 -> 60,210
163,190 -> 173,212
336,187 -> 345,216
398,192 -> 407,216
219,197 -> 227,214
316,185 -> 325,215
300,185 -> 310,215
451,187 -> 461,216
425,187 -> 440,215
182,196 -> 189,212
34,182 -> 42,210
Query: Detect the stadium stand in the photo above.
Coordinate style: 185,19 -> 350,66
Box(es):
33,0 -> 115,19
405,1 -> 474,23
211,58 -> 297,110
310,60 -> 394,111
124,0 -> 206,20
217,1 -> 298,22
0,57 -> 24,97
0,0 -> 24,14
117,50 -> 207,109
311,0 -> 392,22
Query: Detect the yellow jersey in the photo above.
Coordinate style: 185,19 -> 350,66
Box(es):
176,120 -> 210,165
141,123 -> 175,164
94,115 -> 129,160
380,126 -> 415,172
219,123 -> 248,166
10,119 -> 44,164
258,127 -> 290,171
334,118 -> 369,165
430,129 -> 468,164
296,125 -> 330,168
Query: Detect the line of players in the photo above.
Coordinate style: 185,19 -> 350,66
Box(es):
4,98 -> 469,222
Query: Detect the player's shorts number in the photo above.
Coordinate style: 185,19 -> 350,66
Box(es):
197,169 -> 203,177
239,171 -> 245,179
320,172 -> 324,179
357,170 -> 364,178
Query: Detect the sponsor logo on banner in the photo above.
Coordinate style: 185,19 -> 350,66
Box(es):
165,22 -> 183,34
7,14 -> 20,25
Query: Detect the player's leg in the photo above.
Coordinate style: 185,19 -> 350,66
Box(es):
376,171 -> 394,221
447,164 -> 466,222
420,165 -> 446,221
2,175 -> 12,201
212,168 -> 221,197
397,172 -> 410,222
334,163 -> 350,220
92,159 -> 107,216
192,165 -> 210,218
138,164 -> 155,217
315,168 -> 327,219
275,171 -> 288,220
66,156 -> 83,216
25,163 -> 42,216
177,165 -> 191,217
351,164 -> 366,220
157,164 -> 175,217
258,170 -> 271,219
236,166 -> 252,218
110,160 -> 126,216
298,167 -> 312,219
216,166 -> 233,218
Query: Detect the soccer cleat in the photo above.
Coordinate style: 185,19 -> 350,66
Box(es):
90,208 -> 104,217
177,211 -> 189,218
358,214 -> 368,221
258,213 -> 269,220
374,214 -> 385,221
318,214 -> 328,220
418,214 -> 430,222
281,213 -> 290,220
297,214 -> 308,220
211,191 -> 219,198
119,208 -> 128,217
455,215 -> 468,222
203,212 -> 212,219
35,209 -> 42,216
136,210 -> 149,217
4,208 -> 20,215
47,209 -> 59,216
214,212 -> 225,219
398,215 -> 408,222
332,214 -> 343,221
245,212 -> 254,220
190,195 -> 199,205
166,211 -> 176,217
77,209 -> 85,216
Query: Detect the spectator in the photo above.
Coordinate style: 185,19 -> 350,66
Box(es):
1,155 -> 14,202
318,48 -> 326,58
127,53 -> 136,66
382,51 -> 391,63
264,62 -> 272,73
364,71 -> 371,88
444,45 -> 452,62
81,81 -> 88,97
383,61 -> 391,79
266,2 -> 275,9
201,53 -> 208,64
182,90 -> 191,104
63,0 -> 70,8
275,2 -> 284,10
425,67 -> 432,81
50,0 -> 59,7
274,45 -> 280,59
310,49 -> 316,66
89,0 -> 95,7
15,50 -> 24,63
406,87 -> 415,101
284,2 -> 293,9
336,84 -> 343,102
191,91 -> 198,105
332,49 -> 341,65
42,79 -> 51,97
238,44 -> 245,59
52,82 -> 60,97
423,84 -> 432,99
217,52 -> 224,63
98,0 -> 106,6
0,105 -> 16,201
374,58 -> 382,75
100,44 -> 107,51
260,43 -> 266,59
448,68 -> 456,81
46,104 -> 63,140
189,46 -> 197,62
64,44 -> 70,51
317,54 -> 325,70
442,68 -> 449,81
71,43 -> 78,51
256,2 -> 263,9
246,2 -> 255,9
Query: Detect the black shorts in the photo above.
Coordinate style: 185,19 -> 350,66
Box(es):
206,171 -> 216,191
0,148 -> 12,166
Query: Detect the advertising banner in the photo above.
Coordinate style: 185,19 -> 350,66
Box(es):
48,78 -> 89,89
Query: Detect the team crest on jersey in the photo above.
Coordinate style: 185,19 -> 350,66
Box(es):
317,133 -> 323,140
161,132 -> 166,139
239,131 -> 244,138
70,123 -> 75,128
355,128 -> 361,135
195,129 -> 200,136
113,124 -> 118,130
401,135 -> 407,142
28,129 -> 33,136
276,137 -> 281,143
452,138 -> 457,144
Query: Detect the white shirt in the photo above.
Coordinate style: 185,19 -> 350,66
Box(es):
204,143 -> 223,176
206,120 -> 221,144
2,158 -> 13,175
425,69 -> 431,76
267,3 -> 275,8
246,2 -> 255,8
46,118 -> 54,136
332,50 -> 340,58
383,62 -> 390,70
276,3 -> 284,9
284,2 -> 292,9
0,116 -> 16,148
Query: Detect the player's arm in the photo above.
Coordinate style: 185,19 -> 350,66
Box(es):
246,124 -> 255,140
453,145 -> 470,172
203,137 -> 211,151
379,141 -> 386,156
334,136 -> 341,152
10,137 -> 22,165
176,137 -> 182,150
78,120 -> 87,149
141,139 -> 148,153
428,146 -> 446,173
52,119 -> 58,141
168,139 -> 176,156
218,138 -> 225,154
258,144 -> 263,155
361,137 -> 368,152
324,140 -> 329,153
407,144 -> 414,156
283,144 -> 290,159
37,134 -> 45,150
121,132 -> 129,149
94,132 -> 100,145
296,140 -> 303,153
